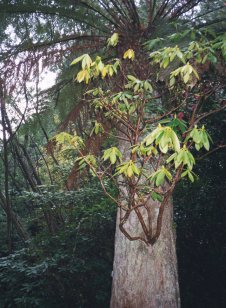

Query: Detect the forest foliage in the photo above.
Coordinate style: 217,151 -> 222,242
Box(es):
0,1 -> 226,307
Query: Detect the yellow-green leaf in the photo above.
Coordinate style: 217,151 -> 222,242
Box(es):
171,131 -> 180,152
70,54 -> 85,66
123,49 -> 135,60
82,54 -> 92,69
183,72 -> 190,84
127,165 -> 133,177
156,171 -> 165,186
107,33 -> 119,47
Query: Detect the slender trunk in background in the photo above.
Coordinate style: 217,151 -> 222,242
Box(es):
0,191 -> 29,242
0,84 -> 12,254
4,113 -> 64,234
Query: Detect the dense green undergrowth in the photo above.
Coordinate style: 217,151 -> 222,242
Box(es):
0,145 -> 226,308
0,183 -> 116,308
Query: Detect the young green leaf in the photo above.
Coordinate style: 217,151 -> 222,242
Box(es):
151,191 -> 163,202
188,171 -> 194,182
103,147 -> 122,165
156,171 -> 165,186
82,54 -> 93,69
123,49 -> 135,60
107,33 -> 119,47
70,54 -> 85,66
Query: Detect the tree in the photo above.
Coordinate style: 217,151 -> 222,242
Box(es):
0,1 -> 225,307
67,27 -> 225,306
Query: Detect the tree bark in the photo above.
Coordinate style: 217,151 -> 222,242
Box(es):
0,191 -> 29,242
0,84 -> 13,253
110,197 -> 180,308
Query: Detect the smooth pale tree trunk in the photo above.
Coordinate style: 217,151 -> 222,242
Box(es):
110,197 -> 180,308
110,135 -> 180,308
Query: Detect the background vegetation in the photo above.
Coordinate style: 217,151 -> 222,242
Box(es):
0,1 -> 225,307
